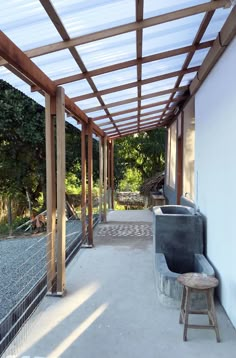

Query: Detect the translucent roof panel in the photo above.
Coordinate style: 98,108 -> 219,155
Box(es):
201,7 -> 232,42
63,79 -> 93,97
142,77 -> 178,96
143,13 -> 204,56
112,111 -> 138,120
1,0 -> 62,50
52,0 -> 135,37
74,97 -> 101,111
141,94 -> 171,107
76,32 -> 136,71
142,54 -> 187,80
141,105 -> 165,115
141,113 -> 162,121
180,72 -> 198,86
144,0 -> 209,18
32,50 -> 81,81
92,67 -> 137,91
101,88 -> 137,104
106,102 -> 138,113
188,48 -> 210,68
94,119 -> 111,125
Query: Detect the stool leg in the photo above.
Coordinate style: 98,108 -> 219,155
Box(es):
208,288 -> 220,342
183,287 -> 191,341
179,286 -> 186,324
207,289 -> 213,326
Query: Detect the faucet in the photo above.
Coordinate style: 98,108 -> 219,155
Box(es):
184,192 -> 199,214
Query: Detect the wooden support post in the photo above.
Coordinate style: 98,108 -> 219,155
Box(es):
177,113 -> 184,205
56,87 -> 66,295
99,137 -> 104,222
87,120 -> 93,246
111,140 -> 115,210
107,141 -> 111,209
81,123 -> 87,242
45,94 -> 56,293
103,137 -> 108,222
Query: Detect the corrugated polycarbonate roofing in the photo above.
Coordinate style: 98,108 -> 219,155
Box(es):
0,0 -> 234,138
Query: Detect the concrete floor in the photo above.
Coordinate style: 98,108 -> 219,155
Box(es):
3,210 -> 236,358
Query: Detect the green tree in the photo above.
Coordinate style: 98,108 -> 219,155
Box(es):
115,128 -> 166,189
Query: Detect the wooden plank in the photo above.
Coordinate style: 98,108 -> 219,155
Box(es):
40,0 -> 118,136
102,113 -> 163,129
99,137 -> 104,222
29,41 -> 212,90
87,120 -> 93,246
111,140 -> 115,210
71,67 -> 199,102
103,137 -> 108,223
81,123 -> 87,242
109,124 -> 160,139
45,94 -> 56,293
177,113 -> 184,204
107,141 -> 111,209
0,31 -> 105,139
84,85 -> 189,113
2,0 -> 227,60
160,10 -> 216,122
56,87 -> 66,295
93,95 -> 187,121
136,0 -> 144,130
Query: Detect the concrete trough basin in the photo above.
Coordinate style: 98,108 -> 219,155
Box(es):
153,205 -> 215,307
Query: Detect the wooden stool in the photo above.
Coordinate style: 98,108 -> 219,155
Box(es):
177,272 -> 220,342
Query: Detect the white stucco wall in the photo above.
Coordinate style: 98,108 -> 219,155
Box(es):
195,36 -> 236,328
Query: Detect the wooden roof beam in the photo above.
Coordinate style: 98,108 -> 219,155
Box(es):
72,67 -> 199,102
0,31 -> 104,137
136,0 -> 144,130
40,0 -> 121,136
160,8 -> 217,123
93,96 -> 187,121
0,0 -> 229,65
109,123 -> 161,139
84,85 -> 189,113
30,41 -> 212,91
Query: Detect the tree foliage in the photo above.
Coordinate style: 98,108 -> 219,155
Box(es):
115,129 -> 166,190
0,80 -> 99,212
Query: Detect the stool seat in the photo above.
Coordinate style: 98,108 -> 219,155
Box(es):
177,272 -> 220,342
177,272 -> 219,290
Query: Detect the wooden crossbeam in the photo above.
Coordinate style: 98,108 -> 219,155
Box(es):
93,96 -> 186,121
0,0 -> 228,64
101,114 -> 162,129
161,9 -> 216,124
136,0 -> 144,130
30,41 -> 212,92
84,85 -> 189,113
40,0 -> 120,136
0,30 -> 104,137
72,67 -> 199,102
109,123 -> 161,138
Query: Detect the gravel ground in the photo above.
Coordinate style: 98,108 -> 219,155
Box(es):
0,220 -> 82,322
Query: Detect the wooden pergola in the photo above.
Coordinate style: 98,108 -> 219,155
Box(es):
0,0 -> 235,295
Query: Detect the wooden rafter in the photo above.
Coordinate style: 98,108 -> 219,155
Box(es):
71,67 -> 199,102
136,0 -> 144,131
84,85 -> 188,113
39,0 -> 120,136
31,41 -> 212,91
0,0 -> 228,64
0,31 -> 105,137
93,96 -> 187,121
161,10 -> 216,122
